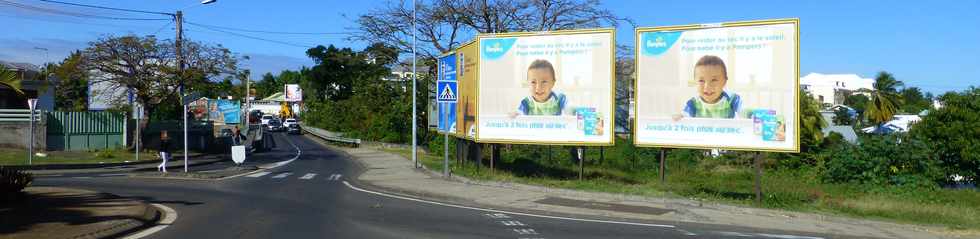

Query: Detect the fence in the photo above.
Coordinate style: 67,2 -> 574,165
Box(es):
0,109 -> 44,149
46,111 -> 126,151
0,109 -> 42,122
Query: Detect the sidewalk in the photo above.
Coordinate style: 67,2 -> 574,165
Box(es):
0,187 -> 158,239
25,153 -> 226,176
322,142 -> 963,239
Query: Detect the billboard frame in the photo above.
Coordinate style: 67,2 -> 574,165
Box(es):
454,39 -> 479,140
473,28 -> 617,146
633,18 -> 800,153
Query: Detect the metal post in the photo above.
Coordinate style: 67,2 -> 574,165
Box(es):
175,10 -> 189,172
443,103 -> 449,178
754,152 -> 764,205
28,109 -> 34,165
578,147 -> 584,180
135,108 -> 140,163
489,144 -> 495,175
410,0 -> 418,169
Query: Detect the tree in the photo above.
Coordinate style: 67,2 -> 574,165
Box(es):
843,93 -> 869,123
800,89 -> 828,152
912,87 -> 980,184
0,66 -> 24,96
832,106 -> 853,126
899,86 -> 931,114
862,71 -> 903,126
49,51 -> 89,111
82,35 -> 239,148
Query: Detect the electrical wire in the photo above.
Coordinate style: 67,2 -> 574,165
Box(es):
1,0 -> 170,20
185,21 -> 354,36
184,23 -> 315,48
149,19 -> 175,36
37,0 -> 171,16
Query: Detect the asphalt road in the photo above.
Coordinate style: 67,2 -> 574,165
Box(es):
34,132 -> 850,239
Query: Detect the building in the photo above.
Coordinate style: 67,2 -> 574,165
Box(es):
0,60 -> 55,110
800,73 -> 874,106
861,114 -> 922,134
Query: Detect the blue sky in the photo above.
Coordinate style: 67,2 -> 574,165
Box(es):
3,0 -> 978,93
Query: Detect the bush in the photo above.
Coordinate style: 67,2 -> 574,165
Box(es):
1,166 -> 33,199
911,87 -> 980,184
821,135 -> 942,187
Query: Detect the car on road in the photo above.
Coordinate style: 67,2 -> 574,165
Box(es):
287,123 -> 302,134
266,118 -> 282,131
283,118 -> 298,128
260,115 -> 274,125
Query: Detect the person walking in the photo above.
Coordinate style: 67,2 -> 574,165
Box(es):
157,130 -> 171,172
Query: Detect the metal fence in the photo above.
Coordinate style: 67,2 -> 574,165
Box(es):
0,109 -> 42,122
46,111 -> 126,151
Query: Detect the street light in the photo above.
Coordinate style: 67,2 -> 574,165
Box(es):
201,0 -> 216,4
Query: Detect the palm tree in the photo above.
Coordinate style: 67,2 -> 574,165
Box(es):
863,71 -> 903,127
0,66 -> 25,96
800,89 -> 827,150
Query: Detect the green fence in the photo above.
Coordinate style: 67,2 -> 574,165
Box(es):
46,111 -> 126,151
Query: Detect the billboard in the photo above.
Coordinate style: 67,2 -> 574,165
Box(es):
475,29 -> 615,145
634,19 -> 799,152
455,40 -> 479,139
285,84 -> 302,102
208,99 -> 241,125
437,53 -> 457,133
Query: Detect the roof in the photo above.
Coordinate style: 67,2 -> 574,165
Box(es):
861,114 -> 922,134
822,126 -> 858,143
800,73 -> 874,91
262,92 -> 285,101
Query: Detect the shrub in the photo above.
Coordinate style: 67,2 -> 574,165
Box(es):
821,135 -> 942,187
911,87 -> 980,184
1,166 -> 33,198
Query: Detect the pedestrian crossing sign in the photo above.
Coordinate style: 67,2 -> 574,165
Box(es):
437,81 -> 457,102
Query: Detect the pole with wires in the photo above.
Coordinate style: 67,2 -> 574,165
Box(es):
175,10 -> 189,172
411,0 -> 418,169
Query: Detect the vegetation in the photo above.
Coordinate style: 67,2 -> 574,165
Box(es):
0,149 -> 159,166
0,65 -> 24,96
48,51 -> 90,111
911,87 -> 980,183
862,71 -> 904,126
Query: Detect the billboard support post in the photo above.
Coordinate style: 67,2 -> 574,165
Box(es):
489,144 -> 495,175
578,147 -> 584,180
659,149 -> 666,183
754,151 -> 764,205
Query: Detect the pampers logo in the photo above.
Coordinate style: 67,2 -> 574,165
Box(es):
641,31 -> 682,56
481,38 -> 517,60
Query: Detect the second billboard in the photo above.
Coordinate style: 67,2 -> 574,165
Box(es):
476,29 -> 615,145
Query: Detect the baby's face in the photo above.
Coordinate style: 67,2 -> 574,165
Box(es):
695,65 -> 727,103
528,68 -> 555,102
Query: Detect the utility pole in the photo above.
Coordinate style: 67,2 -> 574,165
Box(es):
175,11 -> 189,172
411,0 -> 418,168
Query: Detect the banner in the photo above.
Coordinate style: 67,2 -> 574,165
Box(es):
634,19 -> 799,152
285,84 -> 302,102
455,41 -> 479,139
477,29 -> 615,145
437,53 -> 457,133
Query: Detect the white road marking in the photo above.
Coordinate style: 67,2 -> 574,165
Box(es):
271,172 -> 293,179
327,174 -> 342,181
486,213 -> 511,219
513,228 -> 539,235
99,173 -> 127,177
299,173 -> 317,180
342,181 -> 675,229
676,229 -> 697,236
501,220 -> 526,226
73,176 -> 92,179
120,203 -> 177,239
221,134 -> 303,180
246,172 -> 271,178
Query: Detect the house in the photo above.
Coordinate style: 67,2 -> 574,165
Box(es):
861,114 -> 922,134
800,73 -> 874,106
0,60 -> 55,110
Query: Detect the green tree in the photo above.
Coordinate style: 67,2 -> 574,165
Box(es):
863,71 -> 904,127
843,93 -> 869,122
800,89 -> 828,152
832,107 -> 853,126
911,87 -> 980,184
899,86 -> 932,114
49,51 -> 89,111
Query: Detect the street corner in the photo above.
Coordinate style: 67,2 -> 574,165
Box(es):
128,165 -> 261,181
0,186 -> 160,239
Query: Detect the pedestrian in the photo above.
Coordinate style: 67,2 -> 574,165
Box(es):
232,126 -> 244,146
157,130 -> 171,172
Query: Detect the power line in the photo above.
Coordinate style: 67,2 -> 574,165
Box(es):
37,0 -> 171,16
184,23 -> 315,49
1,0 -> 170,21
185,21 -> 355,36
150,19 -> 175,36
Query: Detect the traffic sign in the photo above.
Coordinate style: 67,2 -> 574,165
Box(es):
437,81 -> 457,103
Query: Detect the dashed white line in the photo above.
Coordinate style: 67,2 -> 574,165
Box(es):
246,172 -> 271,178
501,220 -> 526,226
327,174 -> 342,181
342,181 -> 675,229
271,172 -> 293,179
299,173 -> 317,180
513,228 -> 539,235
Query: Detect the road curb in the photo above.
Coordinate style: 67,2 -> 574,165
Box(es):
119,203 -> 178,239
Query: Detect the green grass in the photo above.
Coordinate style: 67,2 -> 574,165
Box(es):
382,139 -> 980,232
0,148 -> 161,166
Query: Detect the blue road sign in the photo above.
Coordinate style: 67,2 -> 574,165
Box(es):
438,54 -> 457,133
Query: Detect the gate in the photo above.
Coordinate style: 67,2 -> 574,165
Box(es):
46,111 -> 125,151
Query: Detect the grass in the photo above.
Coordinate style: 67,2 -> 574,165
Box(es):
380,138 -> 980,232
0,148 -> 161,166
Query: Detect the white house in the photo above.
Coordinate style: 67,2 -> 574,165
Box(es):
800,73 -> 874,106
861,114 -> 922,134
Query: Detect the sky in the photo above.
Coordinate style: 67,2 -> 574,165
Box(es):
3,0 -> 978,94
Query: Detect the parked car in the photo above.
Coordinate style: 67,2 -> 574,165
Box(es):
287,123 -> 302,135
283,118 -> 298,128
266,119 -> 282,131
260,115 -> 274,125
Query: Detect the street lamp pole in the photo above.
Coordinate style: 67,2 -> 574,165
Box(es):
411,0 -> 418,168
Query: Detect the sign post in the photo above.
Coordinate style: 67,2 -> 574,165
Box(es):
27,98 -> 37,165
437,53 -> 458,178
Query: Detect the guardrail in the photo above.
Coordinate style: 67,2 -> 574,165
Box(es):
301,124 -> 361,147
0,109 -> 42,122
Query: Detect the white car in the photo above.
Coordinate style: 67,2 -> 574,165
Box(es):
283,118 -> 298,128
260,115 -> 274,125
